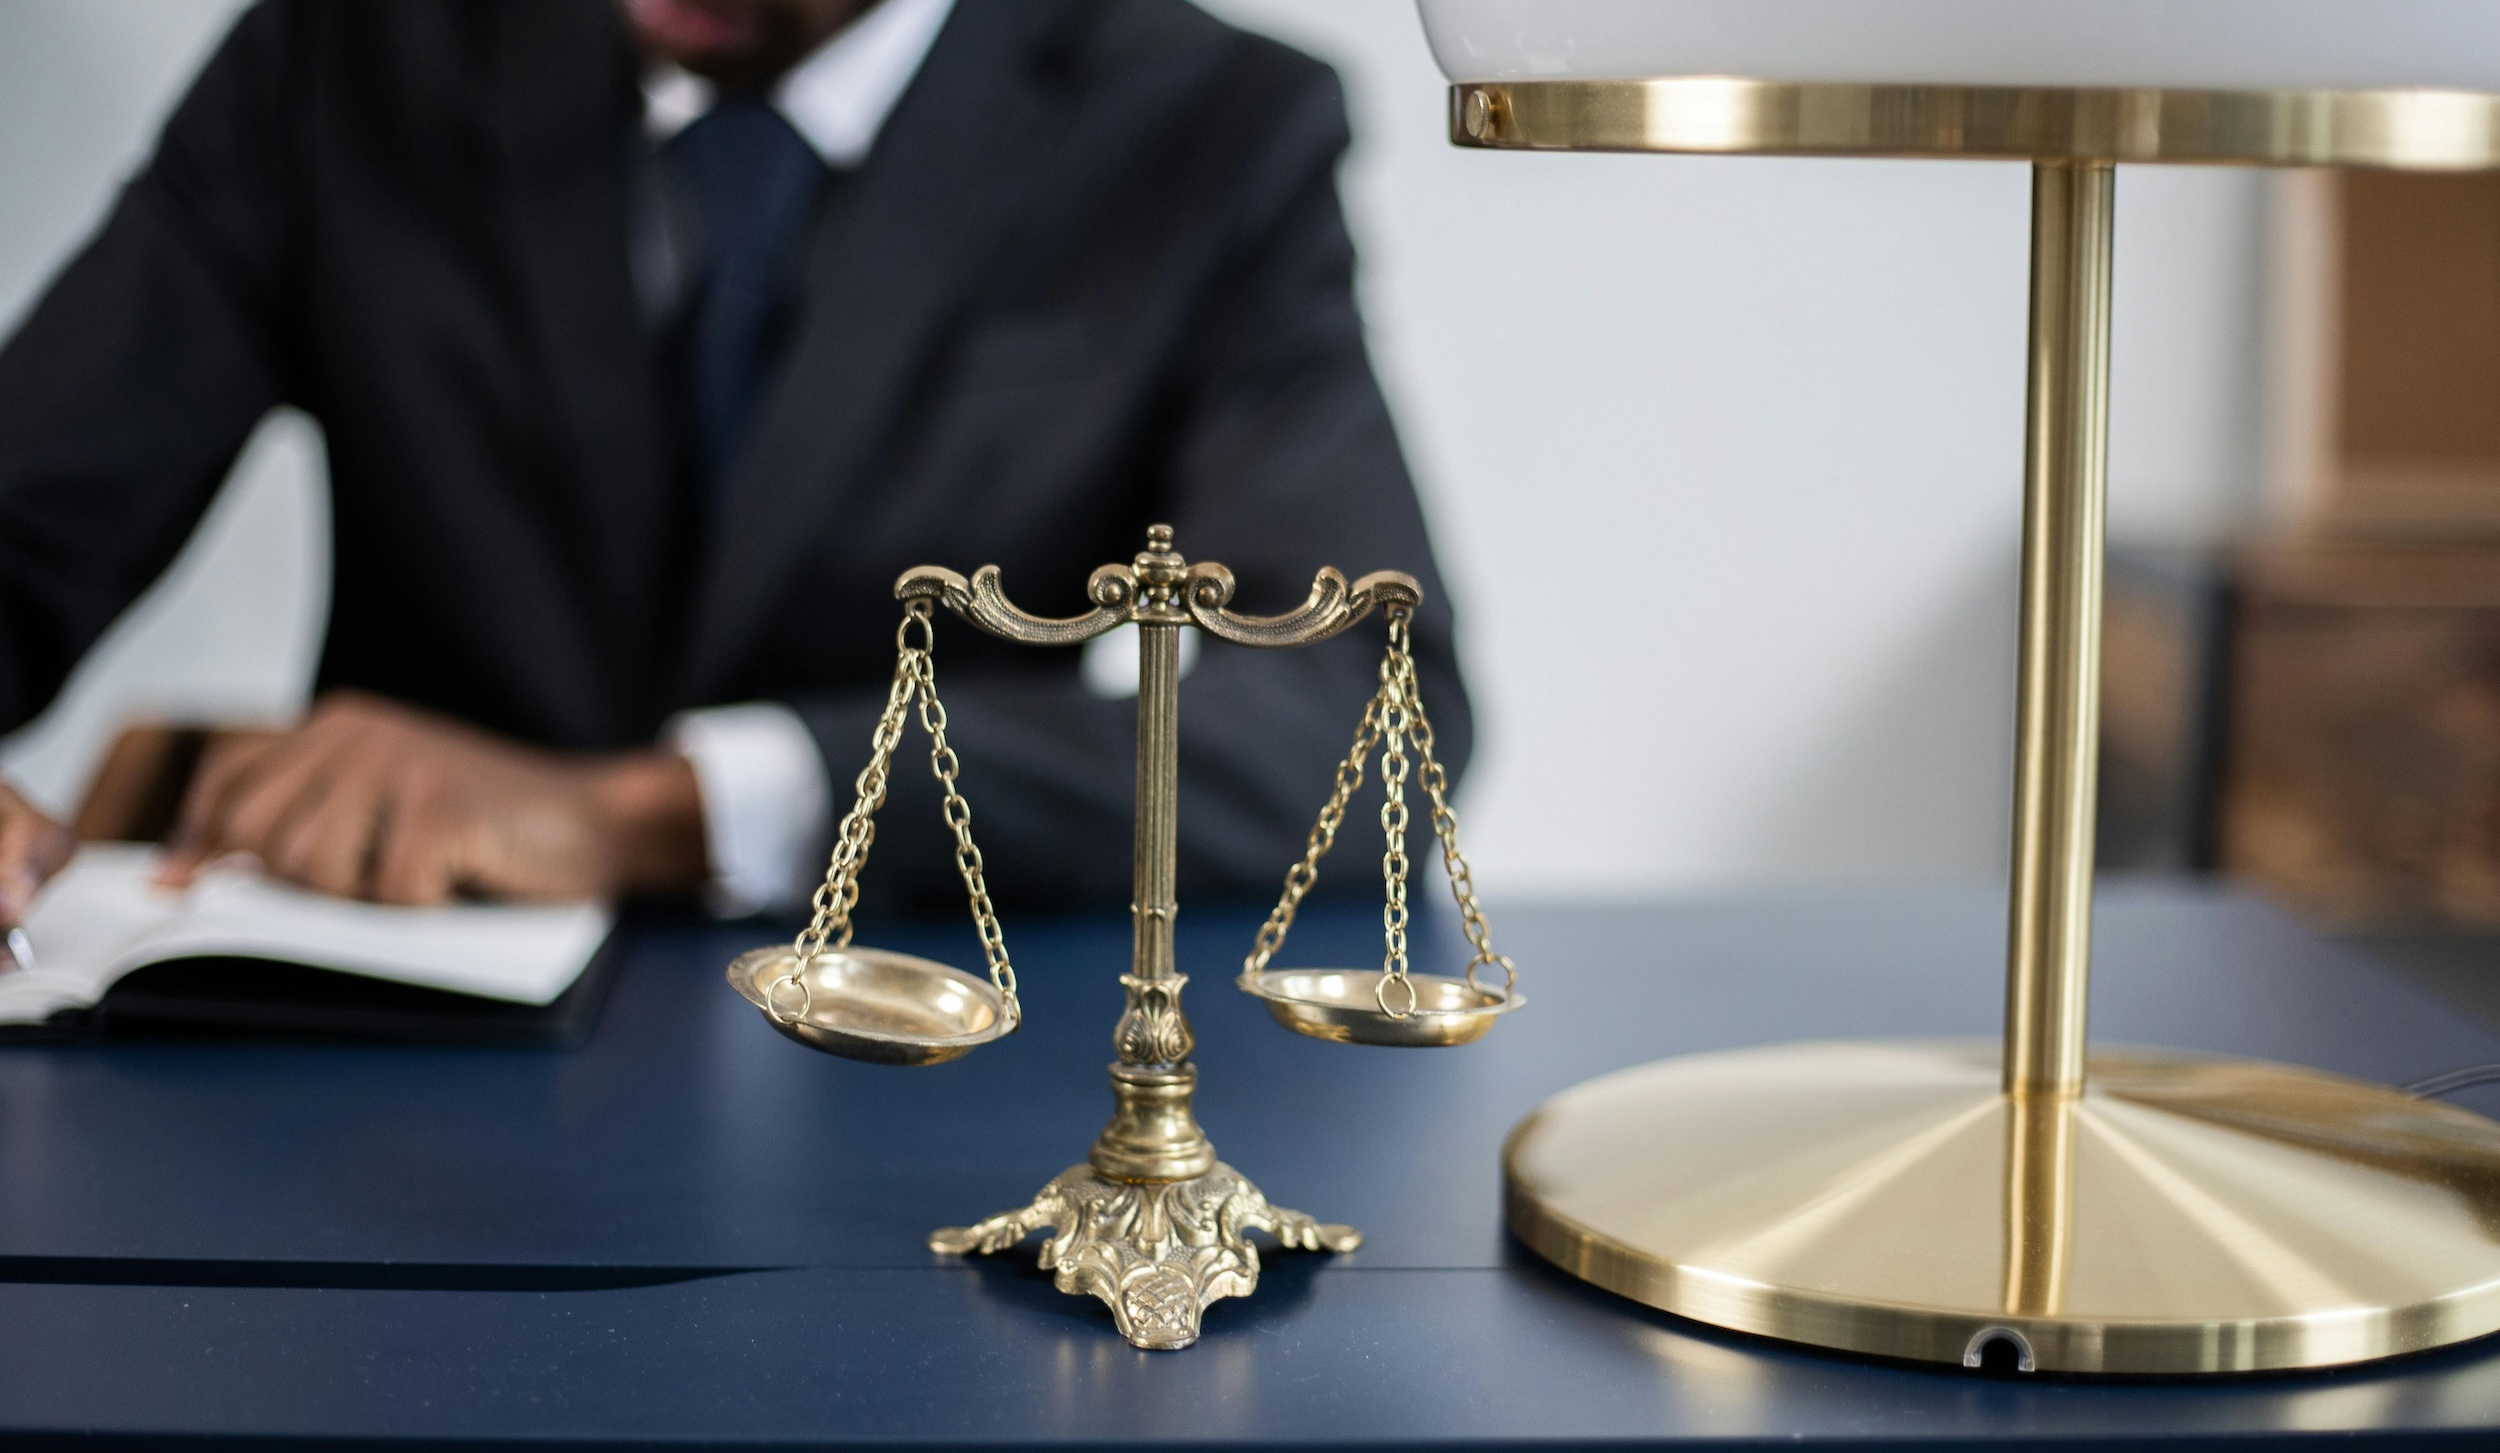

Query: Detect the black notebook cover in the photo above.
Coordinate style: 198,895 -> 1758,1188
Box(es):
3,933 -> 624,1048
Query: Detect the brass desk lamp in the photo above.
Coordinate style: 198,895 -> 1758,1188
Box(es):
1421,0 -> 2500,1375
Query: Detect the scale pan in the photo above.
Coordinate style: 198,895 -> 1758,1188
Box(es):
727,946 -> 1015,1065
1241,968 -> 1521,1047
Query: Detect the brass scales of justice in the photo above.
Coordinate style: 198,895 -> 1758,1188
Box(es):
725,524 -> 1522,1350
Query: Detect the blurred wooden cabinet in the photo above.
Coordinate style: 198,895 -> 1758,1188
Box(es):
2269,170 -> 2500,535
2101,541 -> 2500,928
2100,173 -> 2500,928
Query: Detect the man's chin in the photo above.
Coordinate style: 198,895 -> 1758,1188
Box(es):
625,0 -> 765,66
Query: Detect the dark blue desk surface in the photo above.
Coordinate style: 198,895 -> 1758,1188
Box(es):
4,882 -> 2499,1446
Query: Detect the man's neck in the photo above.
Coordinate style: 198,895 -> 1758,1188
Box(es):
624,0 -> 881,94
641,0 -> 957,169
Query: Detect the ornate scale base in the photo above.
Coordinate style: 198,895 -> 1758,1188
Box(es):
1505,1040 -> 2500,1374
931,1163 -> 1361,1350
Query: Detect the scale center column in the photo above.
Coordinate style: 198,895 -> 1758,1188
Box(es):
1093,524 -> 1216,1182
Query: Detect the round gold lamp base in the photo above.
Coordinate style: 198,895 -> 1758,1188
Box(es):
1505,1041 -> 2500,1375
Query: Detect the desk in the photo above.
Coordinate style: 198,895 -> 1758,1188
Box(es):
1,885 -> 2496,1445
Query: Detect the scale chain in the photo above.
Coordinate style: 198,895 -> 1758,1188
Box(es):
1242,688 -> 1384,977
1239,603 -> 1514,1020
1376,625 -> 1416,1017
1392,611 -> 1515,998
774,598 -> 1018,1027
775,613 -> 920,1019
915,640 -> 1019,1022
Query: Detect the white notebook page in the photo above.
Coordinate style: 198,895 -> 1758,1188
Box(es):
0,844 -> 613,1025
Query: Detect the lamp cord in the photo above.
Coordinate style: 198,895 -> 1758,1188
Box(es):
2406,1065 -> 2500,1100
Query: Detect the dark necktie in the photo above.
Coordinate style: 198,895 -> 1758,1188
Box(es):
661,98 -> 827,496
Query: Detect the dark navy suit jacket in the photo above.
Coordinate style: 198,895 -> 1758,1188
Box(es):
0,0 -> 1470,910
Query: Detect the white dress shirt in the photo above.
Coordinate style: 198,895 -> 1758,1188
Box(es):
639,0 -> 957,162
654,0 -> 955,916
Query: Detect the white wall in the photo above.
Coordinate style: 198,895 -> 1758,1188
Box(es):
0,0 -> 2266,895
1206,0 -> 2267,895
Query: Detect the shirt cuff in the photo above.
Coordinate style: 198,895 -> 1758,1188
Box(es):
666,702 -> 832,916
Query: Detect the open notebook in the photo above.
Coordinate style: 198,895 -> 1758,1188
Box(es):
0,845 -> 617,1044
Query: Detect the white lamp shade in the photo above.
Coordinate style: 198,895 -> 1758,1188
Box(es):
1417,0 -> 2500,93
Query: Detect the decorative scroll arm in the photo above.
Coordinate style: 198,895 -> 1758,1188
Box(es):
896,563 -> 1138,647
1182,563 -> 1424,649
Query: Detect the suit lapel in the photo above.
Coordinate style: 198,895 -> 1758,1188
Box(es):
679,0 -> 1082,702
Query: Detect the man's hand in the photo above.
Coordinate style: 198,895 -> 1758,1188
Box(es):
0,782 -> 73,929
159,691 -> 707,905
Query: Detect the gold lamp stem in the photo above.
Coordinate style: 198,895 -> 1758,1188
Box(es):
2004,161 -> 2114,1100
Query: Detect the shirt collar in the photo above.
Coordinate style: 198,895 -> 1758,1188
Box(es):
639,0 -> 958,168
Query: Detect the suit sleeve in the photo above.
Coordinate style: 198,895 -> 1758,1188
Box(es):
791,56 -> 1475,918
0,1 -> 297,733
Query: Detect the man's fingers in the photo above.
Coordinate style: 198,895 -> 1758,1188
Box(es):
0,790 -> 71,927
182,721 -> 372,884
372,790 -> 458,906
269,764 -> 391,900
166,732 -> 285,868
214,746 -> 342,863
147,692 -> 635,907
28,814 -> 72,881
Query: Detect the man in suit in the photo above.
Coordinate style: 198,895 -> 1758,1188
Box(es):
0,0 -> 1468,925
